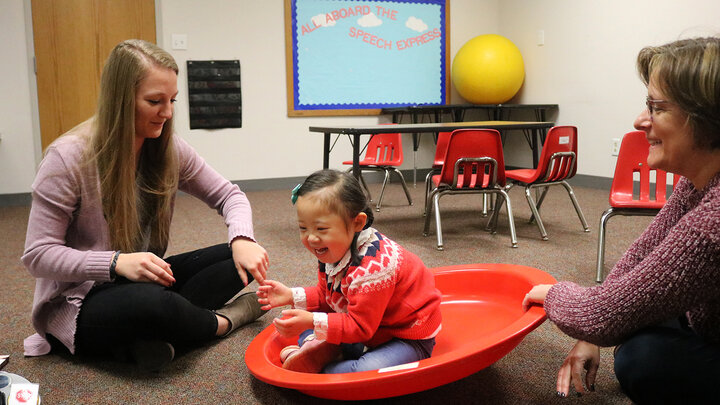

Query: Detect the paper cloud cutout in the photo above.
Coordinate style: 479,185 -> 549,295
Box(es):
358,13 -> 382,27
406,16 -> 428,32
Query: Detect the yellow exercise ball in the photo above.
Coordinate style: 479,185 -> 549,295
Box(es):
451,34 -> 525,104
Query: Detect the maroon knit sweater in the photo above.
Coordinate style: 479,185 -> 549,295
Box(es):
545,172 -> 720,347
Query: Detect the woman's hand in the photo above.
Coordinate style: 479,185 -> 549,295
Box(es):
522,284 -> 554,311
272,309 -> 314,337
557,340 -> 600,397
231,237 -> 269,286
114,252 -> 175,287
257,279 -> 293,310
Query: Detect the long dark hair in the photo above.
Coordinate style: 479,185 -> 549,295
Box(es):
296,169 -> 374,264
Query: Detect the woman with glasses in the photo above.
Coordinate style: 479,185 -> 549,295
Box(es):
524,37 -> 720,403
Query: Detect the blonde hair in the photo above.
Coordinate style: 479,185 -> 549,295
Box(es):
89,39 -> 179,255
637,37 -> 720,149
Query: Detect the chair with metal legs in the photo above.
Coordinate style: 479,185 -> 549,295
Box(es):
342,132 -> 413,212
423,129 -> 517,250
424,132 -> 451,214
595,130 -> 679,282
504,126 -> 589,241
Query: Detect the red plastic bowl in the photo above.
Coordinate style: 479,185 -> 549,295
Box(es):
245,263 -> 555,400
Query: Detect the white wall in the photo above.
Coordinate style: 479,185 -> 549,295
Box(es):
3,0 -> 719,195
499,0 -> 720,177
0,0 -> 40,194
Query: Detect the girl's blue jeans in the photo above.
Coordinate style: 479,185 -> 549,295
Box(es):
298,329 -> 436,374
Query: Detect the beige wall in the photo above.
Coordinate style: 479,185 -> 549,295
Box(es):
499,0 -> 720,176
1,0 -> 40,194
2,0 -> 719,194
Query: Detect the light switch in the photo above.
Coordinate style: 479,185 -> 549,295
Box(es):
537,30 -> 544,46
172,34 -> 187,50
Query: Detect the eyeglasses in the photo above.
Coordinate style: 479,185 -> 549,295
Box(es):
646,96 -> 670,116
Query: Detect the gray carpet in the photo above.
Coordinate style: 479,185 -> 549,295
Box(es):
0,180 -> 645,404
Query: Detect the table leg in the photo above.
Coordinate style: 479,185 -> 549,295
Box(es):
532,129 -> 539,168
411,112 -> 420,186
537,108 -> 550,141
323,132 -> 330,169
352,134 -> 361,178
412,133 -> 419,186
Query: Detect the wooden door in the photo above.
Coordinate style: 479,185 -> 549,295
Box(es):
31,0 -> 156,150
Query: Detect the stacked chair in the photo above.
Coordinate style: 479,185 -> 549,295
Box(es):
504,125 -> 589,241
423,129 -> 517,250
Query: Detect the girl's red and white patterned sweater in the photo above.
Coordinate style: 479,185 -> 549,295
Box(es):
292,228 -> 442,347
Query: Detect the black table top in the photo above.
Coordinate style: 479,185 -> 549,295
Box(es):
309,120 -> 554,135
381,104 -> 558,114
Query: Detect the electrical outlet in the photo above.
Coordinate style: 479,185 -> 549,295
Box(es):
171,34 -> 187,50
611,138 -> 620,156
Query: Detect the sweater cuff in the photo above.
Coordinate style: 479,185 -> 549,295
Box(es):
87,250 -> 119,281
228,224 -> 255,245
292,287 -> 307,309
544,281 -> 582,325
312,312 -> 329,340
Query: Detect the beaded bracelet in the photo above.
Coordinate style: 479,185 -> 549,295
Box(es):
109,250 -> 120,280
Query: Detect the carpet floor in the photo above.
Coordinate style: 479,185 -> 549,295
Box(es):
0,180 -> 644,404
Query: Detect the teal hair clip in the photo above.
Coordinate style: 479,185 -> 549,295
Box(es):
291,183 -> 302,205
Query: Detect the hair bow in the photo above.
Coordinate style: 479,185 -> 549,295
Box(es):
291,184 -> 301,205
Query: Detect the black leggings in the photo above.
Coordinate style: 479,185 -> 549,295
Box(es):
75,244 -> 250,356
614,317 -> 720,404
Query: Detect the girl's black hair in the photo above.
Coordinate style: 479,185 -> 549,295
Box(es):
297,169 -> 374,264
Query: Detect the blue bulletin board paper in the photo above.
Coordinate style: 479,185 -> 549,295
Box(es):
286,0 -> 448,116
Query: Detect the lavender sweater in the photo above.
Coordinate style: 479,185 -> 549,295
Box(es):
22,121 -> 256,356
545,172 -> 720,347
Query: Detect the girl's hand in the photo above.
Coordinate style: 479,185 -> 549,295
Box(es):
257,279 -> 293,310
231,237 -> 269,286
272,309 -> 314,337
115,252 -> 175,287
522,284 -> 554,311
557,340 -> 600,397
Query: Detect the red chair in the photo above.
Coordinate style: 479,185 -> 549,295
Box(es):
423,131 -> 452,212
504,126 -> 589,240
423,129 -> 517,250
595,130 -> 680,282
342,132 -> 412,212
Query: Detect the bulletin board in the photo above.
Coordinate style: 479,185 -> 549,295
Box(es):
285,0 -> 449,116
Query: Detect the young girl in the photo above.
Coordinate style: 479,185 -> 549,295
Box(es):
257,169 -> 442,373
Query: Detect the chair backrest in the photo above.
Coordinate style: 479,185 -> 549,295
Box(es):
609,130 -> 680,208
362,132 -> 403,166
433,132 -> 452,167
439,129 -> 506,188
535,126 -> 578,183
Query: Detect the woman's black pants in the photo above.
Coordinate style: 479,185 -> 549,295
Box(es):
74,244 -> 250,356
614,318 -> 720,404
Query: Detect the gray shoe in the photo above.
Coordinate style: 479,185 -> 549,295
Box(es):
215,292 -> 267,337
130,339 -> 175,372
